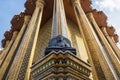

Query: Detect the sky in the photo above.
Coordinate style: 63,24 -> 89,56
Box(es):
0,0 -> 26,50
92,0 -> 120,48
0,0 -> 120,50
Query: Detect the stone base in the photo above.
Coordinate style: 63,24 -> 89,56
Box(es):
31,51 -> 91,80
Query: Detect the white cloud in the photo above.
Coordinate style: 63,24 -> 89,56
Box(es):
93,0 -> 120,48
116,27 -> 120,47
95,0 -> 120,11
116,27 -> 120,35
0,47 -> 3,51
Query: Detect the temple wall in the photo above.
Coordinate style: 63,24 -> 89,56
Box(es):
33,19 -> 52,63
67,19 -> 88,62
33,18 -> 88,63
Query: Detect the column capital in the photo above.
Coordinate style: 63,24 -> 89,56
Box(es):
36,0 -> 45,8
5,40 -> 10,48
11,31 -> 18,40
24,15 -> 31,25
71,0 -> 80,6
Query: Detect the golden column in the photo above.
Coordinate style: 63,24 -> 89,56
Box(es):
102,27 -> 120,60
0,31 -> 17,66
52,0 -> 68,38
71,0 -> 119,80
0,15 -> 31,80
70,0 -> 89,62
6,0 -> 45,80
0,31 -> 18,79
87,13 -> 120,78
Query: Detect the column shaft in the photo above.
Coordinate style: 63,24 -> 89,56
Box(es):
24,1 -> 44,79
0,34 -> 17,66
71,0 -> 119,80
52,0 -> 68,38
71,0 -> 98,79
0,40 -> 10,65
6,0 -> 44,80
0,31 -> 18,80
0,17 -> 29,80
102,27 -> 120,60
87,13 -> 120,78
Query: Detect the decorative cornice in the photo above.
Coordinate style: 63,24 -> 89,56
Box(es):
103,27 -> 119,43
106,26 -> 115,36
1,0 -> 37,48
4,31 -> 13,40
11,12 -> 25,31
2,39 -> 6,48
81,0 -> 92,13
24,0 -> 36,15
36,0 -> 45,7
70,0 -> 92,13
91,9 -> 107,28
1,0 -> 119,48
1,13 -> 25,48
113,34 -> 119,43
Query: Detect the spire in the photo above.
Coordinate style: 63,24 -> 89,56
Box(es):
44,0 -> 76,56
52,0 -> 68,38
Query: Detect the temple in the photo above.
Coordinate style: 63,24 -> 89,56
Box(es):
0,0 -> 120,80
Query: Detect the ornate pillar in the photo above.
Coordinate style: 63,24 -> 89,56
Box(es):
0,40 -> 9,65
6,0 -> 45,80
87,13 -> 120,78
71,0 -> 119,80
1,15 -> 30,80
70,0 -> 89,62
4,40 -> 10,48
102,27 -> 120,60
0,31 -> 18,80
52,0 -> 68,38
24,0 -> 45,79
0,33 -> 15,66
70,0 -> 97,79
